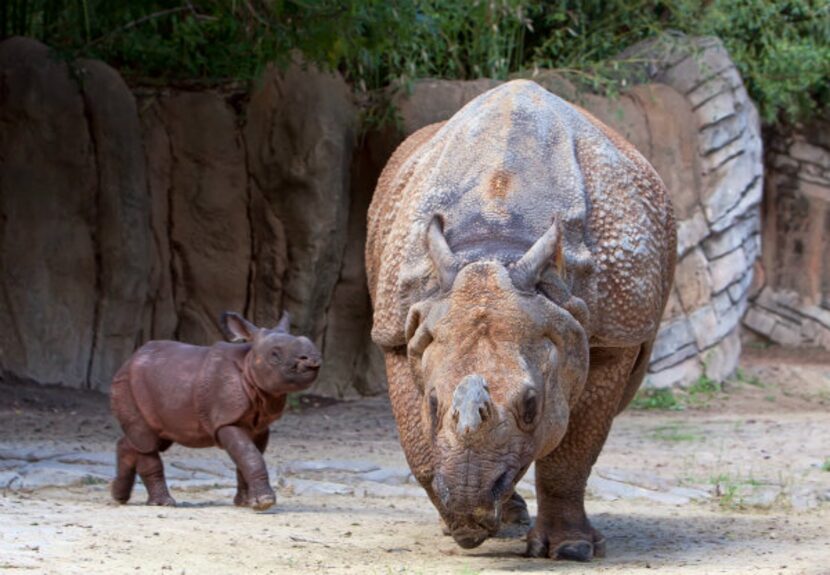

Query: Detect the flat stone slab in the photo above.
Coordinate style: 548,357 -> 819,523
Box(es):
281,459 -> 380,475
170,458 -> 235,478
588,474 -> 695,505
283,478 -> 354,496
0,447 -> 74,462
15,461 -> 111,490
358,467 -> 413,485
54,451 -> 115,467
355,482 -> 426,499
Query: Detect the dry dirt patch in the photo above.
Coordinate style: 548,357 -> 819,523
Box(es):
1,346 -> 829,574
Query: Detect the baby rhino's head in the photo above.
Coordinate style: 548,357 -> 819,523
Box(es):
221,311 -> 321,394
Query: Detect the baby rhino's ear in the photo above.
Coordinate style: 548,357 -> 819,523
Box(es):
221,312 -> 259,342
274,311 -> 291,333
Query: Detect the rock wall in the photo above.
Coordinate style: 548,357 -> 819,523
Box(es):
614,35 -> 764,386
0,38 -> 358,393
744,116 -> 830,349
0,38 -> 152,390
0,34 -> 765,395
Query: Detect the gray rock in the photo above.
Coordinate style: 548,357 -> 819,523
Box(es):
652,319 -> 696,362
281,459 -> 380,475
284,478 -> 354,496
676,209 -> 710,258
646,356 -> 703,389
55,452 -> 115,467
587,474 -> 692,505
356,482 -> 426,499
0,471 -> 22,488
169,459 -> 235,478
709,248 -> 748,294
16,461 -> 111,490
359,467 -> 413,485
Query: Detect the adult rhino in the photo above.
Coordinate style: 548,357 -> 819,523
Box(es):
366,80 -> 676,561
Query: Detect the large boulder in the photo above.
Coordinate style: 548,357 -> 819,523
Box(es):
79,59 -> 153,390
140,92 -> 251,345
244,60 -> 358,395
0,37 -> 152,390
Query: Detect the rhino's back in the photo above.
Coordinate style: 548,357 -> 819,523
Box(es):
368,80 -> 675,348
118,341 -> 214,446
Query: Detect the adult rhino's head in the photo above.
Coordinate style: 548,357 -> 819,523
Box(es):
221,311 -> 322,393
407,216 -> 589,548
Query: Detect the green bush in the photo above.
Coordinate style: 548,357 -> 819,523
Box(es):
2,0 -> 828,123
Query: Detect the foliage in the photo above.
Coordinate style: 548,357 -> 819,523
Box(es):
2,0 -> 828,122
630,387 -> 684,410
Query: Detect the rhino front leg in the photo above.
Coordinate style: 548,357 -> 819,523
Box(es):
528,345 -> 642,562
218,425 -> 275,511
233,431 -> 270,507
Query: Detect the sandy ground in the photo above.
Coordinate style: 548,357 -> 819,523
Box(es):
1,346 -> 829,574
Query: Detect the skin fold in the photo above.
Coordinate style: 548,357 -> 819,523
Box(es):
110,312 -> 321,510
366,80 -> 676,560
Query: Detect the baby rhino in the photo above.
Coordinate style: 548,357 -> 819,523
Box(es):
110,311 -> 321,510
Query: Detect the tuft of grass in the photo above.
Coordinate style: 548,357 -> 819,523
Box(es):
733,367 -> 764,388
81,475 -> 107,486
649,424 -> 702,442
821,458 -> 830,472
286,393 -> 302,411
630,388 -> 684,411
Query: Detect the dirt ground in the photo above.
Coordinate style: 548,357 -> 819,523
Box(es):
1,345 -> 829,575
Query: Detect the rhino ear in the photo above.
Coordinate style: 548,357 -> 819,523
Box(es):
274,311 -> 291,333
221,312 -> 259,343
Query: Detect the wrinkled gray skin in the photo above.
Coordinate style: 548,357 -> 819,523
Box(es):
366,80 -> 676,560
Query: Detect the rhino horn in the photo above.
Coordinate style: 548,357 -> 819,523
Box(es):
451,375 -> 492,437
511,216 -> 563,291
427,215 -> 459,290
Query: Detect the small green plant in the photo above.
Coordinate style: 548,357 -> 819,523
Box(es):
734,367 -> 764,387
286,393 -> 301,411
689,372 -> 721,396
821,458 -> 830,472
649,423 -> 702,442
81,475 -> 107,485
711,472 -> 773,510
630,387 -> 684,411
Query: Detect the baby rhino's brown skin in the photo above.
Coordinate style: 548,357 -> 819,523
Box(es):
110,312 -> 321,510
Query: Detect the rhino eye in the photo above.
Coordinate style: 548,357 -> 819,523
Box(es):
521,389 -> 538,427
270,350 -> 282,363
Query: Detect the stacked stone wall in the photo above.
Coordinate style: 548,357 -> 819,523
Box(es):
744,116 -> 830,349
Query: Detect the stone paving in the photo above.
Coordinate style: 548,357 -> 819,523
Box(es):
3,442 -> 827,511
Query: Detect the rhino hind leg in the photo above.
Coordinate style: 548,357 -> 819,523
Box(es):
112,436 -> 137,503
527,345 -> 641,562
136,443 -> 176,507
233,431 -> 269,508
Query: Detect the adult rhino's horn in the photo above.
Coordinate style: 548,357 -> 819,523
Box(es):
427,215 -> 459,290
511,216 -> 563,291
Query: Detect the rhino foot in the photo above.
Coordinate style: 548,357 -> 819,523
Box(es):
501,492 -> 530,526
526,521 -> 605,561
235,486 -> 276,511
147,494 -> 177,507
250,492 -> 276,511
